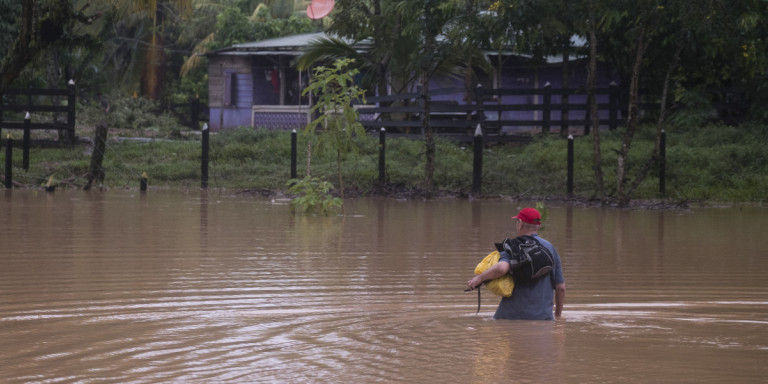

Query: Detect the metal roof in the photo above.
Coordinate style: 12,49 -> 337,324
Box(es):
208,32 -> 586,63
209,32 -> 370,56
232,32 -> 327,51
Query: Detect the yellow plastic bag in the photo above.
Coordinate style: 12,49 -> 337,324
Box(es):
474,250 -> 515,297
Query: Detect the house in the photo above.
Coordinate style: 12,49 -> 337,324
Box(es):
206,32 -> 619,132
207,33 -> 343,131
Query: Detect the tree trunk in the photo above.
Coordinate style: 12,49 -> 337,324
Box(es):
560,41 -> 570,138
617,24 -> 650,206
372,0 -> 389,100
337,150 -> 345,199
84,122 -> 108,191
586,16 -> 605,202
422,79 -> 435,198
626,40 -> 682,198
142,28 -> 164,100
421,0 -> 435,198
45,48 -> 71,142
306,141 -> 312,177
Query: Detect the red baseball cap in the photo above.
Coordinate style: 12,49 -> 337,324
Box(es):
513,207 -> 541,225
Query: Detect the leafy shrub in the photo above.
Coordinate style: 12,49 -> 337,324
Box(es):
286,176 -> 342,215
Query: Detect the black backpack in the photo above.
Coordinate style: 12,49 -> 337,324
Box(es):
495,235 -> 554,284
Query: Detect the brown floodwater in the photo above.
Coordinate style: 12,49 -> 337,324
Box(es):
1,190 -> 766,383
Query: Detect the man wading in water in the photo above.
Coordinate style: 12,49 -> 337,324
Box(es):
467,208 -> 566,320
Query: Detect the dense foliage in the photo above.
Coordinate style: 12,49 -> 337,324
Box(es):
1,1 -> 766,204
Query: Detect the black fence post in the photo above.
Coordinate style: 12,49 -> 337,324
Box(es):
659,129 -> 666,196
567,135 -> 574,196
475,84 -> 485,135
201,123 -> 209,188
290,129 -> 297,179
378,128 -> 386,184
472,124 -> 483,196
542,82 -> 551,135
67,80 -> 76,142
4,135 -> 11,188
22,112 -> 30,171
609,82 -> 619,131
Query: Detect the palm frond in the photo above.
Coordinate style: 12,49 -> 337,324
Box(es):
296,37 -> 364,71
180,33 -> 214,76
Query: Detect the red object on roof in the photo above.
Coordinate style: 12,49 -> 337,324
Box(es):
306,0 -> 334,19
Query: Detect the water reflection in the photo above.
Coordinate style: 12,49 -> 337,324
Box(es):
0,190 -> 766,383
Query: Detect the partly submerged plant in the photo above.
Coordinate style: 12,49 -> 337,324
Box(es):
286,176 -> 342,215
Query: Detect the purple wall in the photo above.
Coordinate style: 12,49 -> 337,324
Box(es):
210,72 -> 255,130
212,55 -> 620,131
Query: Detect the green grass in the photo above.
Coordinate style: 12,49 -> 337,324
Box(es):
4,121 -> 767,204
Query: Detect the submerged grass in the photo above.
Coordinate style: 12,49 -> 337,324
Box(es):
4,122 -> 767,204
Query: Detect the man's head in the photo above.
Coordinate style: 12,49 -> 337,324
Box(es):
513,207 -> 541,225
513,207 -> 541,233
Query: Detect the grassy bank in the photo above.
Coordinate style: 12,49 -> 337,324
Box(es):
4,121 -> 767,204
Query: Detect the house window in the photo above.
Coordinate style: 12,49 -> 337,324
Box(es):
224,71 -> 237,106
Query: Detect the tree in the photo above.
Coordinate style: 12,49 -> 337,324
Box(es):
180,1 -> 317,102
0,0 -> 101,94
394,0 -> 476,197
583,0 -> 609,202
0,1 -> 21,63
299,0 -> 416,98
589,0 -> 768,205
301,58 -> 367,199
672,0 -> 768,121
118,0 -> 192,100
610,1 -> 660,206
300,0 -> 483,197
493,0 -> 612,200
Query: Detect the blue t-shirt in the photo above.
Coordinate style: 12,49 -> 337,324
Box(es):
494,234 -> 564,320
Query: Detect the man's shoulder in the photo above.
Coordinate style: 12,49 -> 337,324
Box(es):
531,234 -> 556,250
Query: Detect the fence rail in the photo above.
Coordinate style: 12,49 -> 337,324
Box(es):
0,81 -> 77,144
356,84 -> 625,141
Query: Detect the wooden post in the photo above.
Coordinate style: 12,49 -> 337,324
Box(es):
659,130 -> 666,196
45,175 -> 55,192
22,112 -> 30,171
542,82 -> 551,135
290,129 -> 297,179
609,82 -> 619,131
472,124 -> 483,196
67,80 -> 76,143
140,172 -> 148,191
378,128 -> 386,184
4,135 -> 11,188
201,123 -> 209,188
567,135 -> 574,196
